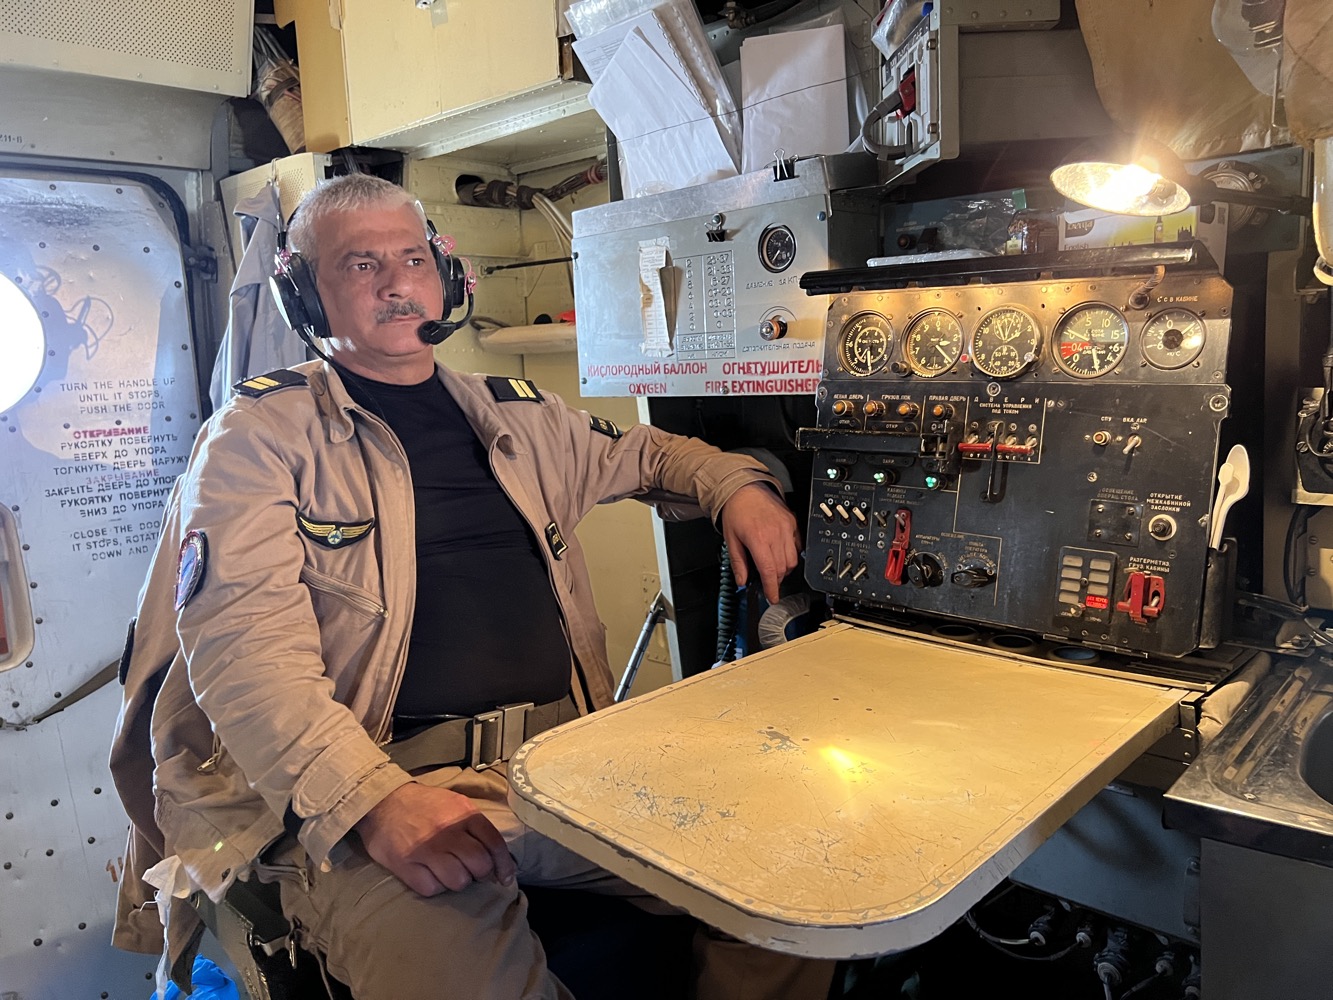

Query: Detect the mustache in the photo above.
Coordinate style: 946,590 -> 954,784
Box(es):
375,301 -> 429,322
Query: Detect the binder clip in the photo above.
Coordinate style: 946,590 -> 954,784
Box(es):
772,149 -> 797,182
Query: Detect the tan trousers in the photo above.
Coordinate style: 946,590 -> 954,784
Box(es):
272,765 -> 836,1000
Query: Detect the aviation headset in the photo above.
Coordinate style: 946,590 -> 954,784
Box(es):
270,206 -> 475,349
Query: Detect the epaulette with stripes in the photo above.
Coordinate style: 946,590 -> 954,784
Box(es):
485,375 -> 543,403
234,369 -> 308,398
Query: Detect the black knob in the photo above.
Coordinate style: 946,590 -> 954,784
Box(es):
906,553 -> 945,588
951,564 -> 995,588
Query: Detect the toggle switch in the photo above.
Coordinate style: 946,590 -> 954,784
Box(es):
1116,571 -> 1165,624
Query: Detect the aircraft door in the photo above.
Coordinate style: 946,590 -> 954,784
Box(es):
0,170 -> 202,998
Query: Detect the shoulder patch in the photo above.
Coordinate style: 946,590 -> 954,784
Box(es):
297,514 -> 375,549
234,369 -> 308,398
485,375 -> 544,403
175,530 -> 208,611
589,415 -> 622,439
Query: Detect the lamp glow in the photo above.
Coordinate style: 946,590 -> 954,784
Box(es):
0,273 -> 45,413
1050,161 -> 1193,217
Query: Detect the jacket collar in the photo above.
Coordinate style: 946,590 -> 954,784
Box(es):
436,367 -> 525,458
306,359 -> 523,456
302,360 -> 359,443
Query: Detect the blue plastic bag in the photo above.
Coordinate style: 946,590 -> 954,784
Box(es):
159,956 -> 240,1000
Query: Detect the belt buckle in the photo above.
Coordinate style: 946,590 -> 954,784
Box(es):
469,702 -> 534,771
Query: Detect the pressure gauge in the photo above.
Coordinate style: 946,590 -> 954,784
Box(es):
903,310 -> 964,377
836,312 -> 895,376
1141,309 -> 1206,370
758,225 -> 797,273
1052,304 -> 1129,378
970,306 -> 1042,379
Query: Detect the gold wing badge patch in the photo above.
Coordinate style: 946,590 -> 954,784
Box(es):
297,515 -> 376,549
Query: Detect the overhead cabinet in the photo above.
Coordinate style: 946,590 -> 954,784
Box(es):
275,0 -> 591,159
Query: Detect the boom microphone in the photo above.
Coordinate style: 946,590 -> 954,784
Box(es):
417,319 -> 452,345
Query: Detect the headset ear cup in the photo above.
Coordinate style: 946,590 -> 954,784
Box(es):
281,254 -> 327,341
269,270 -> 310,335
428,231 -> 467,313
445,256 -> 467,312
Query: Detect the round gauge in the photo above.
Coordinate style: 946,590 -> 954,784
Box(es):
1141,309 -> 1206,370
758,224 -> 797,273
836,312 -> 895,376
1052,304 -> 1130,378
903,309 -> 964,377
970,306 -> 1042,379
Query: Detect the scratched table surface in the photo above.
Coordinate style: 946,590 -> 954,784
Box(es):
509,623 -> 1186,958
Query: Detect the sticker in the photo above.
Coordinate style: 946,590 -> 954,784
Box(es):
175,530 -> 208,611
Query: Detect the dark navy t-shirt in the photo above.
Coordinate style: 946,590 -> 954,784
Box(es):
342,372 -> 571,721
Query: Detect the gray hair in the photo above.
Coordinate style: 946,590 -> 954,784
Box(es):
287,174 -> 427,267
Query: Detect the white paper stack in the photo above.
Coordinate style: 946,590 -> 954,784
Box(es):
571,0 -> 853,196
574,0 -> 740,197
740,24 -> 849,174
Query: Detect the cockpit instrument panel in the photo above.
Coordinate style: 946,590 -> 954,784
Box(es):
799,249 -> 1232,657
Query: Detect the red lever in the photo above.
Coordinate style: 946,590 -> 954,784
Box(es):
1116,572 -> 1165,624
897,69 -> 917,118
885,508 -> 912,585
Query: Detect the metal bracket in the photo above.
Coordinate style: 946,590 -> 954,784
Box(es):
183,243 -> 218,280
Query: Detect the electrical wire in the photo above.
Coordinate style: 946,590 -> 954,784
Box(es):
530,193 -> 575,297
1284,505 -> 1317,605
963,912 -> 1082,962
963,912 -> 1029,947
1120,972 -> 1162,998
1103,983 -> 1114,1000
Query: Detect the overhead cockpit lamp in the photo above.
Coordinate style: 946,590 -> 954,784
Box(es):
1050,135 -> 1311,221
0,273 -> 45,414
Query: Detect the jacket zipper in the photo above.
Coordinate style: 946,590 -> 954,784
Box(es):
345,405 -> 415,748
300,568 -> 387,620
486,436 -> 583,677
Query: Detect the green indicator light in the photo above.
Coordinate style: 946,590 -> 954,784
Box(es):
872,471 -> 887,485
925,475 -> 942,490
825,468 -> 839,480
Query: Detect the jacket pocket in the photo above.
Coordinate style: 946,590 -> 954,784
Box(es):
299,565 -> 385,621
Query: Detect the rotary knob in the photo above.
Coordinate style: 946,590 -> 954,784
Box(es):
759,315 -> 788,341
950,563 -> 996,588
905,552 -> 945,588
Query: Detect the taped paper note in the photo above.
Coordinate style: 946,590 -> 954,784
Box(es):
638,239 -> 673,357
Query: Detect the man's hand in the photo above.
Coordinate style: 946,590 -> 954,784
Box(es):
719,483 -> 802,604
355,782 -> 516,896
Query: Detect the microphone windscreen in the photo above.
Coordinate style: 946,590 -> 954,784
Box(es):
417,320 -> 450,345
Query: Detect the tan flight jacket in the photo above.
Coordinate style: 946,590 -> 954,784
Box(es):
109,361 -> 781,973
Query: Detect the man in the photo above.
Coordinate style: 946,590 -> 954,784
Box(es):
110,175 -> 832,999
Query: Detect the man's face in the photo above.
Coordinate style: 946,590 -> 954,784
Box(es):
312,201 -> 445,381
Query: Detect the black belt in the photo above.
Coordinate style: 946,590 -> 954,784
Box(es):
387,695 -> 578,773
